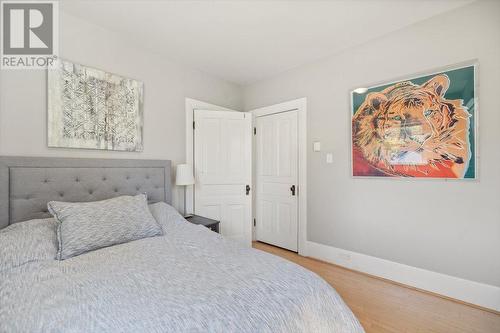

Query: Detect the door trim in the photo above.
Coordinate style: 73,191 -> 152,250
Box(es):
249,98 -> 307,256
185,98 -> 239,215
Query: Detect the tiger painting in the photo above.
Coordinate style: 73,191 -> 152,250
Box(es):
352,72 -> 474,178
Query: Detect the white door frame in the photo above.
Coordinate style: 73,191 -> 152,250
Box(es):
249,98 -> 308,256
185,98 -> 240,215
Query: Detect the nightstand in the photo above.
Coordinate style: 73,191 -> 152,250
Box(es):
185,215 -> 220,233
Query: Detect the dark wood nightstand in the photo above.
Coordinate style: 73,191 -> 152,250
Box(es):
185,215 -> 220,233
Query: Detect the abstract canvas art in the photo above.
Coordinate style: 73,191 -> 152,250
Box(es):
48,59 -> 144,151
351,63 -> 476,179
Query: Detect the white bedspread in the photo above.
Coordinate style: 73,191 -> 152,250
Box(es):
0,202 -> 364,332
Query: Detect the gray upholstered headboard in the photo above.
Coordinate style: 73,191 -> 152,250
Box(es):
0,156 -> 172,229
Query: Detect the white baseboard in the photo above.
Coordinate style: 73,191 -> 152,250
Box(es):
305,241 -> 500,312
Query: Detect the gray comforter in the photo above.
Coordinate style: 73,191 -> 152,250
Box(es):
0,202 -> 363,332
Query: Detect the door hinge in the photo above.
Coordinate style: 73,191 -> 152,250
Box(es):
253,127 -> 256,135
193,121 -> 195,130
253,218 -> 256,227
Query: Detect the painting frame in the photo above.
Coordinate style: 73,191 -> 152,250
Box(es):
47,58 -> 144,152
350,60 -> 478,180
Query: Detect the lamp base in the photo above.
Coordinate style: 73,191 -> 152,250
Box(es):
182,186 -> 194,218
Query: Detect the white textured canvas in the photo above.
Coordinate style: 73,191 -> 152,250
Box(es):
48,59 -> 144,151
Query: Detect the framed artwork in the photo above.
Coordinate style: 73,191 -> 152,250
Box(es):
351,62 -> 477,179
48,59 -> 144,151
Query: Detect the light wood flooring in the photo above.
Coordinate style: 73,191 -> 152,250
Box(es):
253,241 -> 500,333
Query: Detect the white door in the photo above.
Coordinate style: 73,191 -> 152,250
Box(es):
255,110 -> 298,251
194,110 -> 252,246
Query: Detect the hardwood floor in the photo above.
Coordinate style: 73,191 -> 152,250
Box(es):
253,241 -> 500,333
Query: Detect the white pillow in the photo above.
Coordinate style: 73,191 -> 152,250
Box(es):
0,218 -> 58,270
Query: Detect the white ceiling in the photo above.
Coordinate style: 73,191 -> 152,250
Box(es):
61,0 -> 473,85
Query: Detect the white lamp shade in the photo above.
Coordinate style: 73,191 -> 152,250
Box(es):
176,164 -> 195,186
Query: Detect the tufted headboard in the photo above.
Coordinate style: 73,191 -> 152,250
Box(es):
0,156 -> 172,229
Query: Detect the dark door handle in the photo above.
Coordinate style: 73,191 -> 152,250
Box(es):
246,185 -> 251,195
290,185 -> 296,196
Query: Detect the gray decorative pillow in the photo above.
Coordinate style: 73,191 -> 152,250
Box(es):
48,194 -> 163,260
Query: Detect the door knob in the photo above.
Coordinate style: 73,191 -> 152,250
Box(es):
246,185 -> 251,195
290,185 -> 296,196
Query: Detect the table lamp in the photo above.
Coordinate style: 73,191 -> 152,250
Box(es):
175,164 -> 195,217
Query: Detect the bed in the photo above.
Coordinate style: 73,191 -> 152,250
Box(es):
0,156 -> 363,332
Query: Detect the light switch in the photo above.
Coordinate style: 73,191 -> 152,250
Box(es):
313,141 -> 321,152
326,153 -> 333,164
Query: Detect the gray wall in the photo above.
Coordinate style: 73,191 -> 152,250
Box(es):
0,11 -> 243,209
244,1 -> 500,287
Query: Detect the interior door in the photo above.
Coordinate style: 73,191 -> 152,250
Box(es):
194,110 -> 252,246
255,110 -> 298,251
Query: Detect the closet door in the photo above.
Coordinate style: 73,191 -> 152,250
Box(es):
194,110 -> 252,246
255,110 -> 298,251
